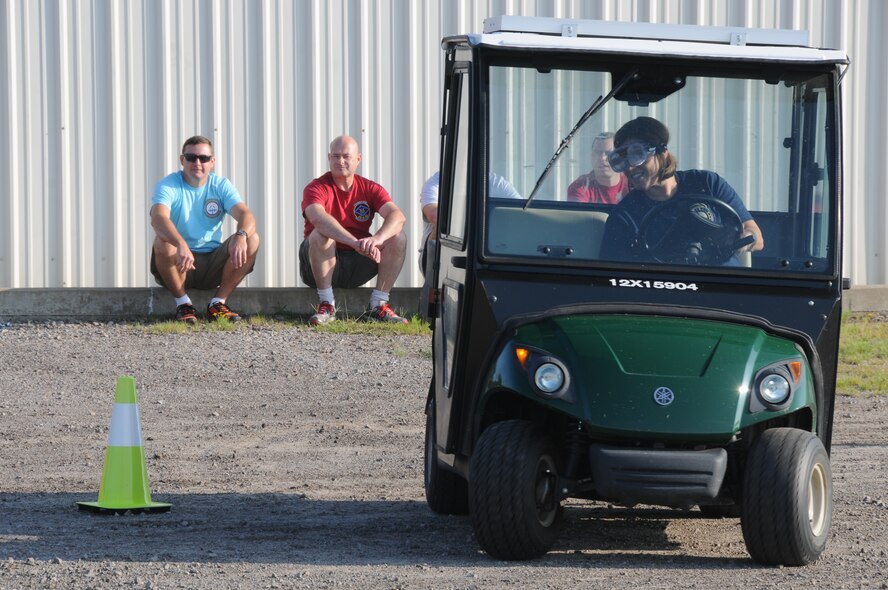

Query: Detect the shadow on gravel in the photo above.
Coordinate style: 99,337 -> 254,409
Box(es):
0,492 -> 747,569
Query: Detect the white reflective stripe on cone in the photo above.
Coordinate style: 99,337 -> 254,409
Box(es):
107,403 -> 143,447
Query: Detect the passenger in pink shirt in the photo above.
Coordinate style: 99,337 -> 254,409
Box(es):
567,132 -> 629,204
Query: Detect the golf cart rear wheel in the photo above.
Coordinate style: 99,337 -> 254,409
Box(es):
741,428 -> 833,566
469,420 -> 562,560
424,398 -> 469,515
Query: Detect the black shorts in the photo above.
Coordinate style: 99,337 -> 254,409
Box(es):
419,242 -> 428,276
298,239 -> 378,288
151,236 -> 254,291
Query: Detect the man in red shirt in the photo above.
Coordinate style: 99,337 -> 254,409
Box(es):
300,135 -> 408,325
567,132 -> 629,204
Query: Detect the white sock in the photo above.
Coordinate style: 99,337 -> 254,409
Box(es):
370,289 -> 389,309
209,297 -> 225,307
317,288 -> 335,307
175,294 -> 192,306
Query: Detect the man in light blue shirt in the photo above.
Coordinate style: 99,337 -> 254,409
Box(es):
150,136 -> 260,323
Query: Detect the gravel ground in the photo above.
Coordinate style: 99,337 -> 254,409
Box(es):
0,322 -> 886,589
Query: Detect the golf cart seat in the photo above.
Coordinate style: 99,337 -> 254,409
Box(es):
488,206 -> 609,259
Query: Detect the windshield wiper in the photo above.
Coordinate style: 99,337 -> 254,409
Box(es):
524,69 -> 639,209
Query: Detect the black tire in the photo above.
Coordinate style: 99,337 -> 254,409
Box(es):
424,398 -> 469,515
469,420 -> 562,560
741,428 -> 833,566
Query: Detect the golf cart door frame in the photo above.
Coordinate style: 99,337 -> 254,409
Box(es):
795,71 -> 844,450
432,49 -> 474,454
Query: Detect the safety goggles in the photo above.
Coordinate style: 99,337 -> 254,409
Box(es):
607,142 -> 661,173
183,153 -> 213,163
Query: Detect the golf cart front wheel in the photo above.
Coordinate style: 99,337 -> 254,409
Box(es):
469,420 -> 562,560
741,427 -> 833,566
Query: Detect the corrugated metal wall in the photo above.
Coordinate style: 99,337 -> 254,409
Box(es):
1,0 -> 885,288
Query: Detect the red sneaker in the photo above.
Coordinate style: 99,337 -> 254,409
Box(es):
206,301 -> 242,322
175,303 -> 198,324
362,302 -> 408,325
309,301 -> 337,326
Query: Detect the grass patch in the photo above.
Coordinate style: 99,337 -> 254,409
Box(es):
143,321 -> 193,335
143,318 -> 243,334
837,312 -> 888,396
141,313 -> 430,335
310,314 -> 430,336
244,314 -> 291,328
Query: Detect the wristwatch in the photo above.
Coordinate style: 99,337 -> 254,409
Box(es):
235,229 -> 248,238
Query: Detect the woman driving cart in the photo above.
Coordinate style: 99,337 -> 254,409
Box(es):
600,116 -> 764,266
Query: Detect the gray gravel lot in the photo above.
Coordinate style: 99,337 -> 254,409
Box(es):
0,322 -> 886,589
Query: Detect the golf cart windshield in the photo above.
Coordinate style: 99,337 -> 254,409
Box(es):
484,60 -> 837,275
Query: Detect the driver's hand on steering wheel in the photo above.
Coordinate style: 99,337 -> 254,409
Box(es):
735,229 -> 758,253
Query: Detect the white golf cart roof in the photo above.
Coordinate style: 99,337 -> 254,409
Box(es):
453,16 -> 848,65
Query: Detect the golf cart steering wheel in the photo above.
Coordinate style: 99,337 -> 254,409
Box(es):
636,196 -> 754,265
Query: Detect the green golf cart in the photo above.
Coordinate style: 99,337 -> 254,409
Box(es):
424,16 -> 848,565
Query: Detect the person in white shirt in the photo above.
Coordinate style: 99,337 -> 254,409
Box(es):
418,171 -> 521,275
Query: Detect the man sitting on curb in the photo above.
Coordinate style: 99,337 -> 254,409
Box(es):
300,135 -> 408,326
150,135 -> 260,323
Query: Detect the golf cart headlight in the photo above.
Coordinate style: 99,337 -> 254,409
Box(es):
534,363 -> 565,394
759,373 -> 791,404
750,360 -> 802,413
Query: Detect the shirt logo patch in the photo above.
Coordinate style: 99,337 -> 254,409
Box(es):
204,198 -> 222,218
353,201 -> 371,222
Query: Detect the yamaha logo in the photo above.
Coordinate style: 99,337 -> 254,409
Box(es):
653,386 -> 675,406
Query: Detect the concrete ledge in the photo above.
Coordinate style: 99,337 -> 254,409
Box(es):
0,285 -> 885,321
842,285 -> 888,313
0,288 -> 423,322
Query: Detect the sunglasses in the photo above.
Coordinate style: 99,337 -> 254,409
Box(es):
607,142 -> 661,173
183,153 -> 213,163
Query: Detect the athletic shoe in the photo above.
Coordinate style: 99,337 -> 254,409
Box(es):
175,303 -> 198,325
309,301 -> 336,326
206,301 -> 242,322
363,302 -> 408,325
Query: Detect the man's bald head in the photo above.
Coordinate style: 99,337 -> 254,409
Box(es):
327,135 -> 362,186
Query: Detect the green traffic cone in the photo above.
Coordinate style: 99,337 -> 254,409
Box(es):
77,376 -> 171,514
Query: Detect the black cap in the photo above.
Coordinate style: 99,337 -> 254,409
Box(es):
614,116 -> 669,150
